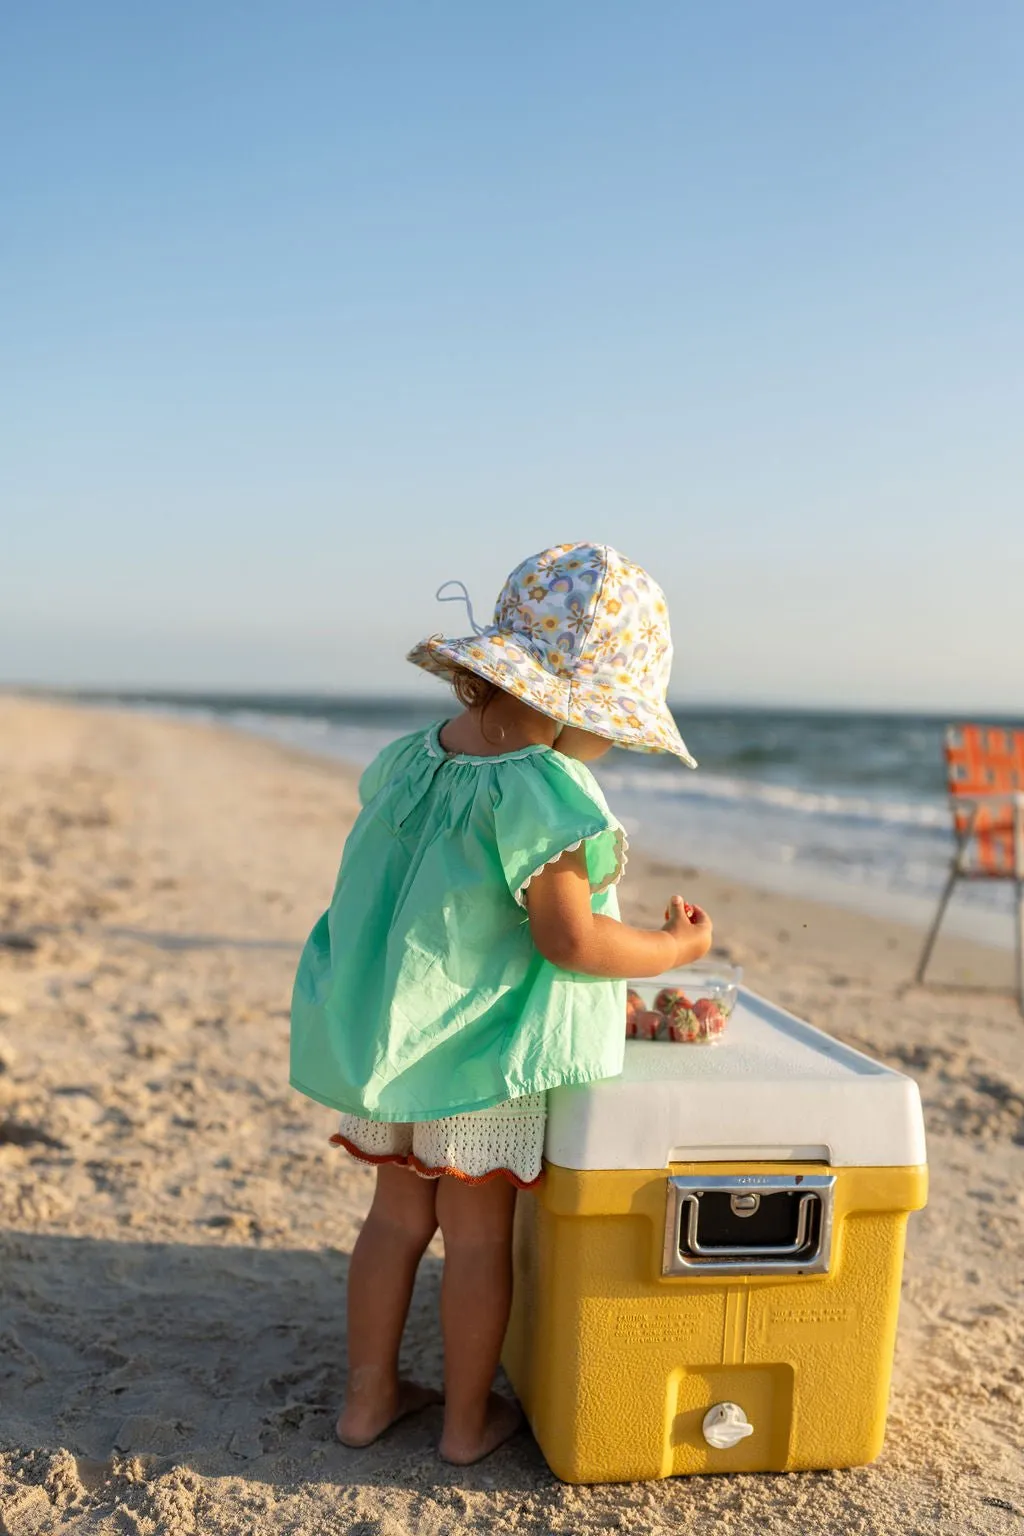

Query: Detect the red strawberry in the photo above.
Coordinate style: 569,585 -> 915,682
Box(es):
636,1011 -> 663,1041
667,1008 -> 700,1043
655,987 -> 694,1014
693,997 -> 727,1038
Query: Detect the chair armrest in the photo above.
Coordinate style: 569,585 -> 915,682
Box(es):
949,791 -> 1024,807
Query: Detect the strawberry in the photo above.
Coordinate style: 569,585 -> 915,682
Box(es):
693,997 -> 727,1038
636,1011 -> 663,1041
625,988 -> 646,1020
667,1007 -> 700,1043
655,987 -> 694,1014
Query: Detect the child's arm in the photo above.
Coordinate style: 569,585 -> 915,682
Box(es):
524,846 -> 713,978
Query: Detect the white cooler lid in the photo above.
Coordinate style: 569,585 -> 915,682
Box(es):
545,987 -> 926,1169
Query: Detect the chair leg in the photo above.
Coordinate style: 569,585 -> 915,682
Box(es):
1016,882 -> 1024,1018
916,868 -> 959,984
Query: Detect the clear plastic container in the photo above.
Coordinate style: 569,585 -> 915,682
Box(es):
626,963 -> 743,1043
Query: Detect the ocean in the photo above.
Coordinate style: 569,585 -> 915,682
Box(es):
74,691 -> 1022,947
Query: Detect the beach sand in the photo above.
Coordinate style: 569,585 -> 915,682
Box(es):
1,697 -> 1021,1536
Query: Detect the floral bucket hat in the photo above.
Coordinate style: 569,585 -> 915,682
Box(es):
407,542 -> 697,766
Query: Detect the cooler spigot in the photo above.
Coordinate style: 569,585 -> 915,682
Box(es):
702,1402 -> 754,1449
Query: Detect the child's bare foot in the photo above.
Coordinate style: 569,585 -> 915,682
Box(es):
439,1392 -> 522,1465
336,1377 -> 442,1448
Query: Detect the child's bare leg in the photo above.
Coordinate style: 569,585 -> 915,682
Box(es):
436,1174 -> 522,1464
337,1163 -> 442,1447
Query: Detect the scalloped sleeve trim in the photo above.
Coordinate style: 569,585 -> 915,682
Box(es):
513,824 -> 629,909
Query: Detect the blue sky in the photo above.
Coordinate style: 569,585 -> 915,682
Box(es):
2,2 -> 1022,709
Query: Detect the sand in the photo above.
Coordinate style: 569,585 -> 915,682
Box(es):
0,697 -> 1021,1536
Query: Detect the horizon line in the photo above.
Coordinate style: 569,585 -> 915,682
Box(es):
6,683 -> 1022,725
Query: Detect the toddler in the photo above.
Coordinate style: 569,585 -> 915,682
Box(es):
290,542 -> 712,1464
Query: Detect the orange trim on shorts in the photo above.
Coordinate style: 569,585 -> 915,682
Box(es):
329,1133 -> 543,1191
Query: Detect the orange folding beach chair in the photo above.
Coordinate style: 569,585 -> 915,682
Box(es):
915,724 -> 1024,1014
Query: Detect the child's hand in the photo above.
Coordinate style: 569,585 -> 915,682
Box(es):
662,895 -> 713,966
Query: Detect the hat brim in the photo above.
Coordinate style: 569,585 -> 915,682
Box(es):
408,632 -> 697,768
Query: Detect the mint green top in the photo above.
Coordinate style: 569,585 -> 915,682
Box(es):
289,724 -> 627,1121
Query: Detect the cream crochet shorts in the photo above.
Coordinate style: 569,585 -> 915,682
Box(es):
331,1092 -> 547,1189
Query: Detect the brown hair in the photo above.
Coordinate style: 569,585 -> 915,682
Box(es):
449,665 -> 510,744
450,665 -> 501,713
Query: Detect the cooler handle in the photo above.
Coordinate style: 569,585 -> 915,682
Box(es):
682,1190 -> 816,1258
662,1174 -> 836,1278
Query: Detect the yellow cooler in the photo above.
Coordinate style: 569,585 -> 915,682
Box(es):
503,986 -> 928,1484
